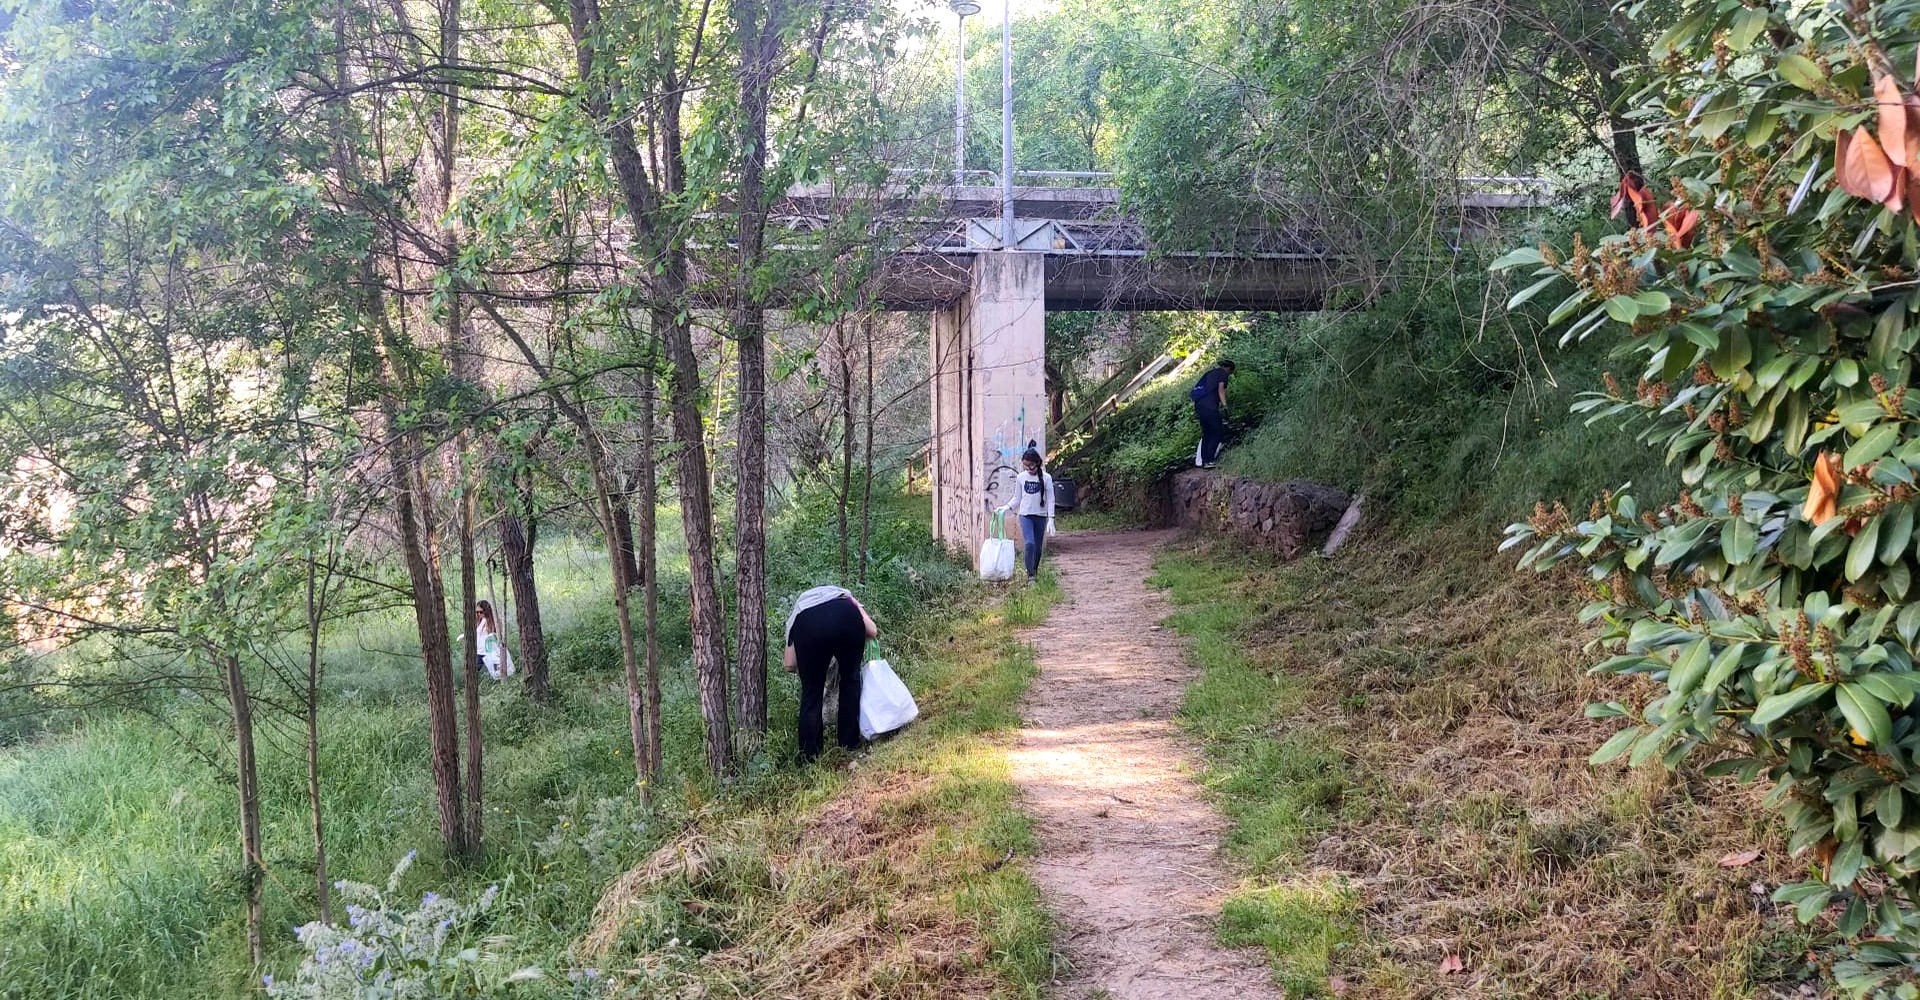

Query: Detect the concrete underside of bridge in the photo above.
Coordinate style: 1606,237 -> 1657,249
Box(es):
873,252 -> 1334,313
924,250 -> 1336,552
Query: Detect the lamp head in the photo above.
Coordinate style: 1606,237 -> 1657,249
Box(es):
949,1 -> 982,15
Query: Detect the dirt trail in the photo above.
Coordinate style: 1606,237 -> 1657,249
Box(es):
1010,530 -> 1281,1000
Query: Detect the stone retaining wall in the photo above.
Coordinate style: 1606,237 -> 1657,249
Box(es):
1166,469 -> 1353,560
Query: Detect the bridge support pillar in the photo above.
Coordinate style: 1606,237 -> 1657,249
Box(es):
931,252 -> 1048,554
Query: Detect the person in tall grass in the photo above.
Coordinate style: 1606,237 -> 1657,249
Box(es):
475,600 -> 515,681
997,447 -> 1056,583
782,586 -> 879,761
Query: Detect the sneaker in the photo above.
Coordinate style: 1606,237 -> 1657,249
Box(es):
1202,462 -> 1218,469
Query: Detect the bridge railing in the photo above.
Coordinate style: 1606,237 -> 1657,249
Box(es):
889,168 -> 1118,188
888,168 -> 1551,194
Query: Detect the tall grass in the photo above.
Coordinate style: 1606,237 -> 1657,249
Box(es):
0,482 -> 1046,999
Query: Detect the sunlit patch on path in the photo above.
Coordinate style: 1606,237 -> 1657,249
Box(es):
1009,530 -> 1280,1000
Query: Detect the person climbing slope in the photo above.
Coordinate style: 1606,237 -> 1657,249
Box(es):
997,446 -> 1056,583
1190,358 -> 1234,468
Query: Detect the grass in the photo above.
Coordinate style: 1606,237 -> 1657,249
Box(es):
0,486 -> 1060,999
573,574 -> 1062,998
1151,528 -> 1814,1000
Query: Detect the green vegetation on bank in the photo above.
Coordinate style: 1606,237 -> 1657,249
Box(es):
0,486 -> 1057,999
1063,260 -> 1680,525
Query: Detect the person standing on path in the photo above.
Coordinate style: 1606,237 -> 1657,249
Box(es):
782,586 -> 879,761
1190,359 -> 1235,468
997,446 -> 1056,583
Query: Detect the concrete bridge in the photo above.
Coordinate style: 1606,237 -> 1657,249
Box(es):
772,173 -> 1547,551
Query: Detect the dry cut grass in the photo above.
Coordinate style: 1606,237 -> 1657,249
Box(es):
576,583 -> 1057,1000
1154,526 -> 1815,1000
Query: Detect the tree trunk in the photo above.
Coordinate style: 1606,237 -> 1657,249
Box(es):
640,355 -> 662,779
457,476 -> 482,849
860,314 -> 875,584
474,297 -> 650,783
580,428 -> 649,792
565,0 -> 727,775
611,497 -> 642,591
837,321 -> 854,578
223,653 -> 264,967
434,0 -> 482,854
730,0 -> 780,751
659,299 -> 732,775
303,558 -> 330,924
385,422 -> 467,854
498,505 -> 550,703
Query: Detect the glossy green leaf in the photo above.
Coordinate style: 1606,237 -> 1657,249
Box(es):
1751,683 -> 1834,726
1838,683 -> 1894,746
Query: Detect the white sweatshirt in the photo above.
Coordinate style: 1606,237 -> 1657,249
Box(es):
1001,471 -> 1056,519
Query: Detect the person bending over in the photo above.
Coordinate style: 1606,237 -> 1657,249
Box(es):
782,586 -> 879,761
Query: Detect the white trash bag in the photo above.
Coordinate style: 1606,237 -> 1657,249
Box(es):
978,511 -> 1017,581
859,656 -> 919,740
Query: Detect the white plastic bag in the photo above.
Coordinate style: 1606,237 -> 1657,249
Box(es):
859,657 -> 918,740
978,511 -> 1017,581
479,633 -> 515,681
1194,437 -> 1205,467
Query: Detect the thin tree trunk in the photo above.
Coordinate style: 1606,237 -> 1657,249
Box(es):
435,0 -> 482,853
458,483 -> 482,849
860,314 -> 875,584
223,652 -> 264,967
640,353 -> 662,779
385,417 -> 466,853
659,299 -> 732,775
730,0 -> 780,750
565,0 -> 728,775
838,320 -> 854,577
475,298 -> 650,782
498,501 -> 550,702
611,498 -> 642,591
303,555 -> 330,924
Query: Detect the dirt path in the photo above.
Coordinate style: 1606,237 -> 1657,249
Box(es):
1009,530 -> 1281,1000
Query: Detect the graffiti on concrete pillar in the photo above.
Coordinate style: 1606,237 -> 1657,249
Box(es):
981,404 -> 1034,514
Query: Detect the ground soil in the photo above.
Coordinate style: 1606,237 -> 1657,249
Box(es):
1009,529 -> 1281,1000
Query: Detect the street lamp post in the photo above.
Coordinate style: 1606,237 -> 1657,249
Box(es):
950,2 -> 980,188
1000,0 -> 1015,247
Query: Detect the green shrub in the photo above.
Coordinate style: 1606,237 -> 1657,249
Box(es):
1500,3 -> 1920,994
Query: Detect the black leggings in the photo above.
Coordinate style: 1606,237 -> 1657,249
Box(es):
1196,403 -> 1224,464
789,597 -> 866,760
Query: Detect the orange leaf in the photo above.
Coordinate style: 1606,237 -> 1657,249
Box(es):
1805,451 -> 1842,524
1838,127 -> 1899,203
1718,848 -> 1763,868
1662,201 -> 1700,248
1629,184 -> 1657,229
1612,173 -> 1657,228
1877,71 -> 1910,168
1439,954 -> 1466,975
1610,174 -> 1634,219
1894,167 -> 1910,214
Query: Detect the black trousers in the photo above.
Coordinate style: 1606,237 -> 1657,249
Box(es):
1195,403 -> 1224,464
790,597 -> 866,760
